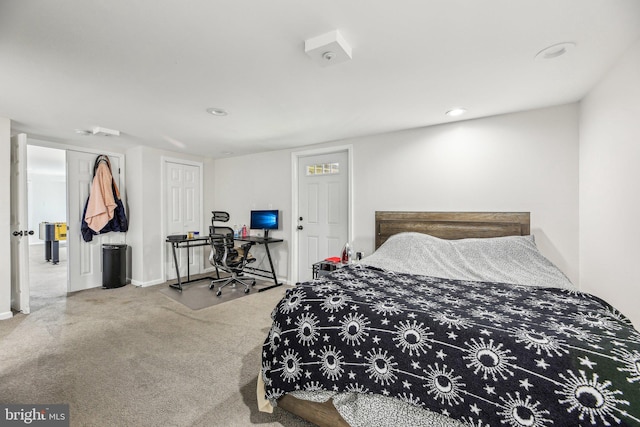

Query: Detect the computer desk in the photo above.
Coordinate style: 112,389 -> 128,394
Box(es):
166,236 -> 218,291
235,235 -> 283,291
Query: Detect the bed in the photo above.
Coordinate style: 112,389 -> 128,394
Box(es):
258,211 -> 640,426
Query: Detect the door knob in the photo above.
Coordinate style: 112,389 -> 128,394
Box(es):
297,225 -> 303,230
27,230 -> 34,235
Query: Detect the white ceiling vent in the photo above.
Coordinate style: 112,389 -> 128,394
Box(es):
305,30 -> 352,67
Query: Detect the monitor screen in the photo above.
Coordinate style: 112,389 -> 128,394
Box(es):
250,210 -> 279,230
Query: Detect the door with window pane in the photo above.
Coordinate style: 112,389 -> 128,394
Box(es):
297,151 -> 348,282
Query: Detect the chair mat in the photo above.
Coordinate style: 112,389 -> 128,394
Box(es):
158,274 -> 276,310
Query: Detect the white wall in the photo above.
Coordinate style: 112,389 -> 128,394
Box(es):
125,146 -> 145,285
125,146 -> 215,286
579,38 -> 640,328
27,173 -> 66,245
214,150 -> 291,283
215,104 -> 580,286
0,117 -> 12,319
351,105 -> 579,283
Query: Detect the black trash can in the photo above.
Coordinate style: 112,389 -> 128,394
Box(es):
102,244 -> 127,289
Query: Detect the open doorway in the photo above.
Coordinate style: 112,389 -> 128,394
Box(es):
26,145 -> 67,309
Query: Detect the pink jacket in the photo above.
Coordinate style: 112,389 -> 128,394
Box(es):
84,162 -> 117,232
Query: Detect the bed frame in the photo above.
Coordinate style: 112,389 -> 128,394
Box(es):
277,211 -> 531,427
375,211 -> 530,249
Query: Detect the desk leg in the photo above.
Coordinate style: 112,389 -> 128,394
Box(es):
186,241 -> 191,280
258,242 -> 282,292
169,243 -> 183,292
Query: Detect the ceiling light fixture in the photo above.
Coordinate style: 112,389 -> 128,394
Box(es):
534,42 -> 575,61
92,126 -> 120,137
206,107 -> 228,116
74,129 -> 91,136
445,108 -> 467,117
305,30 -> 352,67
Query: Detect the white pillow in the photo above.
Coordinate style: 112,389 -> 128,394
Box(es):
361,232 -> 574,289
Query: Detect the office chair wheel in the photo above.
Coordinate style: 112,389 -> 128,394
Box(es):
209,282 -> 215,290
216,289 -> 222,297
244,288 -> 250,294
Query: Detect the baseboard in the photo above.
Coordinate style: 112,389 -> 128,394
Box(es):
131,278 -> 165,287
0,311 -> 14,320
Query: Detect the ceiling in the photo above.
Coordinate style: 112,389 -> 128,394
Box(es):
2,1 -> 640,159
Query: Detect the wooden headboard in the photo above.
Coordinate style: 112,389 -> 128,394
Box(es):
375,211 -> 530,249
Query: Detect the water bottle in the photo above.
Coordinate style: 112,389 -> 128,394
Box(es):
241,224 -> 247,238
233,224 -> 239,238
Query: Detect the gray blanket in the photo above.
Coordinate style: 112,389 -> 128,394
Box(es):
361,232 -> 574,289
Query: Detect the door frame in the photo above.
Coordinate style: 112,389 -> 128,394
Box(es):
290,144 -> 353,283
160,156 -> 204,281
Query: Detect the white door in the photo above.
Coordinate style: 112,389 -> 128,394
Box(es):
165,161 -> 201,280
297,151 -> 349,282
10,133 -> 31,314
67,151 -> 124,292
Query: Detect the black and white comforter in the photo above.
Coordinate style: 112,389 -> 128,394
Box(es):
262,265 -> 640,426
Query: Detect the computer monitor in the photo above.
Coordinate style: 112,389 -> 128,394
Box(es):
250,209 -> 279,238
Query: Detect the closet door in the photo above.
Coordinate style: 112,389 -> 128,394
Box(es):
165,161 -> 201,280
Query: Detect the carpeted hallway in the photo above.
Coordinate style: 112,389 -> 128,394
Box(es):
0,259 -> 312,427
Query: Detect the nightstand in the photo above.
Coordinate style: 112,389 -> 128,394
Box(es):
312,261 -> 344,279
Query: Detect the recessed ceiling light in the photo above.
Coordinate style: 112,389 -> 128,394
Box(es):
535,42 -> 575,61
445,108 -> 467,117
206,107 -> 228,116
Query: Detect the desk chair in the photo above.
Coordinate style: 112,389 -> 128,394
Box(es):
209,211 -> 256,296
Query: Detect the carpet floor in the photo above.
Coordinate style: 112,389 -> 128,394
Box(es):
0,276 -> 312,427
